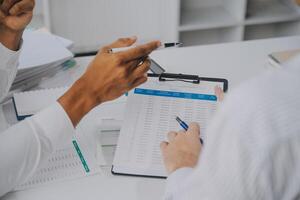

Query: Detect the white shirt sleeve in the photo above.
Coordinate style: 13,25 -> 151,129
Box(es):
0,102 -> 75,197
164,65 -> 300,200
0,42 -> 21,102
164,168 -> 193,200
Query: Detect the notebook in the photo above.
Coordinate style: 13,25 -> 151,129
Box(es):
13,87 -> 127,122
112,75 -> 227,178
13,87 -> 69,120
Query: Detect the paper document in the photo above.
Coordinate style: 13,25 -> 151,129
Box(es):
113,77 -> 223,177
15,135 -> 102,191
19,30 -> 73,70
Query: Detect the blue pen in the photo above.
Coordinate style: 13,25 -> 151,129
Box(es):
175,116 -> 203,144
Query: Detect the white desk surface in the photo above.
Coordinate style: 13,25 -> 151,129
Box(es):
2,36 -> 300,200
151,36 -> 300,88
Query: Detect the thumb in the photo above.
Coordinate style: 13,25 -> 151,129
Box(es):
160,142 -> 168,155
0,10 -> 5,22
187,122 -> 200,138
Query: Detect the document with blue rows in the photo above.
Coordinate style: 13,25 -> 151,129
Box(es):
112,75 -> 226,178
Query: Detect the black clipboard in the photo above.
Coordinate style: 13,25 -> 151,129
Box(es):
111,73 -> 228,179
150,73 -> 228,92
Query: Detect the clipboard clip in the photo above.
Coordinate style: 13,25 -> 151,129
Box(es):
159,73 -> 200,84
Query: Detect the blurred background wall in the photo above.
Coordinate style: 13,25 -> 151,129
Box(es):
30,0 -> 300,53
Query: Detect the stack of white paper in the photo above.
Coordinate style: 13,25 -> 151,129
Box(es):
11,30 -> 74,92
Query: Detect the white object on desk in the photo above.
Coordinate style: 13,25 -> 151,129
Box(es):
13,86 -> 127,121
3,174 -> 166,200
11,31 -> 73,95
151,36 -> 300,88
34,28 -> 74,49
15,135 -> 102,191
19,31 -> 73,70
13,87 -> 69,118
113,77 -> 223,177
268,48 -> 300,68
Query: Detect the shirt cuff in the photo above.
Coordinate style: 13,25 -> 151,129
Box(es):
164,167 -> 193,199
0,40 -> 22,65
31,102 -> 75,149
0,40 -> 23,102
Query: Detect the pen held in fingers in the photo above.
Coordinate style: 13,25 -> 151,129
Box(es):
176,116 -> 204,145
120,41 -> 161,62
112,42 -> 181,53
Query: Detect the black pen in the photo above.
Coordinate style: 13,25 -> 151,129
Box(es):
176,116 -> 204,145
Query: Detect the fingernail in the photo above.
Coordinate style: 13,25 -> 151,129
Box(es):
157,41 -> 162,47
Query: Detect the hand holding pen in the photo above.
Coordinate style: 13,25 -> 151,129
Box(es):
161,121 -> 202,174
176,116 -> 204,144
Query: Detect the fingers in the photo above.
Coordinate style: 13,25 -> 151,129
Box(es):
129,74 -> 147,90
160,141 -> 168,162
101,36 -> 137,53
9,0 -> 35,15
0,9 -> 5,22
187,122 -> 200,137
126,58 -> 150,89
1,0 -> 18,14
167,131 -> 178,142
160,141 -> 168,152
129,58 -> 151,79
118,40 -> 161,62
126,56 -> 148,72
214,85 -> 224,101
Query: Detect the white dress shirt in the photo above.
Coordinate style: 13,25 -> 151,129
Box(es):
0,43 -> 75,197
165,56 -> 300,200
0,43 -> 20,103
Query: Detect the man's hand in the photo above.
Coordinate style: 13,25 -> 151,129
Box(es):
58,37 -> 161,126
160,87 -> 224,174
160,123 -> 202,174
81,37 -> 160,103
0,0 -> 35,50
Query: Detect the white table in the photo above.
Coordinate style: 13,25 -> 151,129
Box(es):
2,36 -> 300,200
